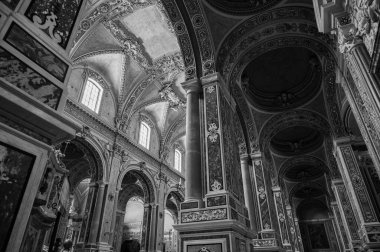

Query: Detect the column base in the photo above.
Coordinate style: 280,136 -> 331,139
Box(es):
174,219 -> 254,252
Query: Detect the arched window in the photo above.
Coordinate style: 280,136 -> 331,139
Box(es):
174,149 -> 182,171
81,79 -> 103,113
139,121 -> 151,149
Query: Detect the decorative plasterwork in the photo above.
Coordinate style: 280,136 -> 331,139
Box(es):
103,19 -> 152,68
183,0 -> 216,76
230,36 -> 345,137
158,84 -> 186,110
64,99 -> 183,182
226,23 -> 333,84
162,115 -> 186,147
74,0 -> 197,79
259,109 -> 330,151
204,0 -> 281,16
217,7 -> 322,74
278,155 -> 330,182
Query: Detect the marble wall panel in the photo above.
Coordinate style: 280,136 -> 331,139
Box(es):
0,46 -> 62,109
0,141 -> 36,251
25,0 -> 83,48
5,23 -> 68,82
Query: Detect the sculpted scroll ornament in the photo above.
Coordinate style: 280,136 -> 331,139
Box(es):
32,12 -> 62,44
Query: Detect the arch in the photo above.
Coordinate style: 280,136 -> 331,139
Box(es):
259,109 -> 331,151
278,155 -> 331,182
70,0 -> 206,80
117,164 -> 157,204
62,137 -> 106,189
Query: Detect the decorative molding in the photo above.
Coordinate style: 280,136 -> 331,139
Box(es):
181,208 -> 227,223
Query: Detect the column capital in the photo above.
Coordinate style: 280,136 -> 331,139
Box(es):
200,72 -> 225,86
333,136 -> 364,148
272,186 -> 281,192
240,153 -> 249,161
250,151 -> 262,160
181,78 -> 201,94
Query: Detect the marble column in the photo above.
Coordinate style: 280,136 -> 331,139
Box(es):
339,33 -> 380,177
331,179 -> 361,250
250,151 -> 275,239
331,201 -> 350,252
285,205 -> 301,252
181,79 -> 202,203
272,187 -> 291,251
88,181 -> 106,244
334,138 -> 380,250
241,154 -> 257,232
293,218 -> 304,252
109,188 -> 120,245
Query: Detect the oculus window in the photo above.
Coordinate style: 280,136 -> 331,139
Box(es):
81,79 -> 103,113
174,149 -> 182,171
139,121 -> 151,149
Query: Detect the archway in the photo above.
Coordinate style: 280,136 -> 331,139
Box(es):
115,170 -> 155,252
163,191 -> 183,252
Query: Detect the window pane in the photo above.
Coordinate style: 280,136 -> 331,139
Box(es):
174,149 -> 181,171
139,122 -> 150,149
81,80 -> 102,112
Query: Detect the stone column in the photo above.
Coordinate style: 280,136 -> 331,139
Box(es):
88,181 -> 106,244
334,138 -> 380,250
272,187 -> 291,251
338,23 -> 380,176
241,154 -> 257,232
285,205 -> 301,252
331,179 -> 361,250
250,151 -> 275,239
109,188 -> 120,245
331,201 -> 351,252
181,78 -> 202,203
293,217 -> 304,252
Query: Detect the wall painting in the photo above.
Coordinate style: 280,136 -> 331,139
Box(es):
5,22 -> 69,82
0,141 -> 36,251
0,46 -> 62,109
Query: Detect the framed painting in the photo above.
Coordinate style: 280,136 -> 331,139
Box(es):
5,22 -> 69,82
0,46 -> 63,109
0,141 -> 36,252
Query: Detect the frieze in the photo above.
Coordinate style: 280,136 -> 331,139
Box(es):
181,208 -> 227,223
252,238 -> 277,247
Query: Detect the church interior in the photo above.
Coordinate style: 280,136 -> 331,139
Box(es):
1,0 -> 380,251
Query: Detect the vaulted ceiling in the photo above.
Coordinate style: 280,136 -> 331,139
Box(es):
68,0 -> 348,213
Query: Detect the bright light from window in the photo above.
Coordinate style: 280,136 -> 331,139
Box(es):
174,149 -> 182,171
139,121 -> 151,149
81,79 -> 103,113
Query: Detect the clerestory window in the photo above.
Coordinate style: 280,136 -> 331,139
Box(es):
139,121 -> 151,149
81,79 -> 103,113
174,149 -> 182,171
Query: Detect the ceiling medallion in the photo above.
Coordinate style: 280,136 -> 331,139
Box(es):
205,0 -> 282,16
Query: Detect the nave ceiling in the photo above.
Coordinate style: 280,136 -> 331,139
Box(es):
66,0 -> 351,214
